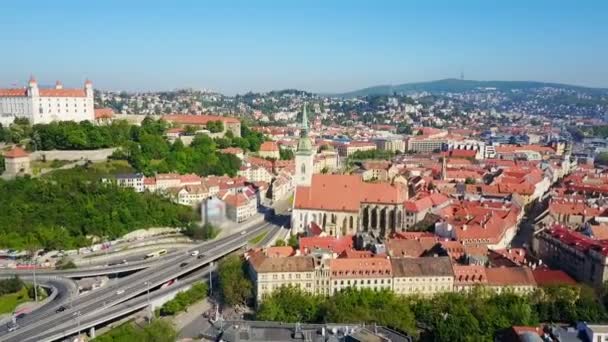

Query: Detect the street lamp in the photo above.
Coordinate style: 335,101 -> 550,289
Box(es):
144,281 -> 152,321
31,256 -> 38,302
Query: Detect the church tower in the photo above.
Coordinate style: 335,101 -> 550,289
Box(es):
295,104 -> 314,186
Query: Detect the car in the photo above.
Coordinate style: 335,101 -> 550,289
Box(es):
180,262 -> 189,267
121,259 -> 128,264
190,250 -> 199,257
7,323 -> 19,332
115,289 -> 125,295
240,231 -> 247,235
55,306 -> 66,313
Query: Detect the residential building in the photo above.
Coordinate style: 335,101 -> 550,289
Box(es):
238,164 -> 273,183
375,137 -> 406,153
336,141 -> 377,157
535,224 -> 608,288
258,141 -> 280,159
330,257 -> 393,294
248,252 -> 317,303
391,257 -> 454,296
0,77 -> 94,125
221,188 -> 258,222
115,173 -> 145,192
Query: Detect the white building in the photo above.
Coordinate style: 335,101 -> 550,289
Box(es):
0,77 -> 95,125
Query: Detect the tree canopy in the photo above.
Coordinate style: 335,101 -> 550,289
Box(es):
218,255 -> 253,306
0,170 -> 195,250
256,284 -> 608,341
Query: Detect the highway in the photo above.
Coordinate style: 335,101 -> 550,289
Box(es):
0,221 -> 274,342
28,267 -> 214,342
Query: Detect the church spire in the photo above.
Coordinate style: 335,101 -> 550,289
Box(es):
296,103 -> 313,153
301,103 -> 309,137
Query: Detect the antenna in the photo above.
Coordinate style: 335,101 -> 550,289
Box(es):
460,69 -> 464,81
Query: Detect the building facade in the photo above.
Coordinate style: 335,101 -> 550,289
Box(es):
0,77 -> 94,125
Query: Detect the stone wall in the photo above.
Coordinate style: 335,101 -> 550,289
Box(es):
31,148 -> 117,162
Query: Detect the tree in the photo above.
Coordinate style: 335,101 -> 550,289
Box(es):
206,120 -> 224,133
218,255 -> 253,306
279,149 -> 294,160
464,177 -> 476,184
274,239 -> 286,247
287,234 -> 298,248
596,152 -> 608,166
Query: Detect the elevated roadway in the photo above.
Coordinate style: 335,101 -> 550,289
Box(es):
0,221 -> 273,341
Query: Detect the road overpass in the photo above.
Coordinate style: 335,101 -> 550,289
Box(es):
0,221 -> 275,342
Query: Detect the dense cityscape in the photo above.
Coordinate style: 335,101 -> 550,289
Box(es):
2,2 -> 608,342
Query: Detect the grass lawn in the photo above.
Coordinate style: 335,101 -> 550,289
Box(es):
89,159 -> 135,175
248,231 -> 268,245
0,287 -> 30,315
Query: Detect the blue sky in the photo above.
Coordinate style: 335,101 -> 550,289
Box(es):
1,0 -> 606,94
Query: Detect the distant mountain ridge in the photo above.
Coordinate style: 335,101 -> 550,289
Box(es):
333,78 -> 608,98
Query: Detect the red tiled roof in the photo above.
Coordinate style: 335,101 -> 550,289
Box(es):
0,88 -> 87,97
162,114 -> 239,125
3,147 -> 29,158
265,246 -> 296,258
259,141 -> 279,152
39,89 -> 86,97
485,267 -> 536,286
532,268 -> 576,286
299,235 -> 354,255
330,257 -> 392,278
294,174 -> 406,212
0,89 -> 27,97
452,265 -> 488,285
94,108 -> 114,119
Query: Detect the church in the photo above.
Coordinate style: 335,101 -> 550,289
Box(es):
291,105 -> 409,238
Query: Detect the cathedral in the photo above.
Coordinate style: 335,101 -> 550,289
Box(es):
291,105 -> 409,238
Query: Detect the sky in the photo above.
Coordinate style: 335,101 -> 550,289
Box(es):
1,0 -> 607,94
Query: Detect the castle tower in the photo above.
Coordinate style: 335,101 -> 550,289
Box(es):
295,104 -> 314,186
84,79 -> 93,97
27,75 -> 39,97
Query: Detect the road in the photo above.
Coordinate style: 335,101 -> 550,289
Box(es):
0,221 -> 275,342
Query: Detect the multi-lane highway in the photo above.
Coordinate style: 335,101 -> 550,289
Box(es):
0,221 -> 277,342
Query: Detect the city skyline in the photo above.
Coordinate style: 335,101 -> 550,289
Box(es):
1,0 -> 607,94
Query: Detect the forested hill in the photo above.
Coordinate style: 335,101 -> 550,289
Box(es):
335,78 -> 607,98
0,169 -> 196,250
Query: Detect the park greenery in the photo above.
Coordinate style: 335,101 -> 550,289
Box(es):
2,117 -> 266,178
0,170 -> 195,250
348,149 -> 394,161
217,255 -> 253,306
94,319 -> 177,342
183,223 -> 219,241
256,284 -> 608,341
159,282 -> 209,316
279,148 -> 294,160
205,120 -> 224,133
0,276 -> 45,314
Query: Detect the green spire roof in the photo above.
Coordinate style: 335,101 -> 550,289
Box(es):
297,103 -> 313,153
301,103 -> 309,137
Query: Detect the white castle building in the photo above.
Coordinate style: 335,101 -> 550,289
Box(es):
0,76 -> 95,125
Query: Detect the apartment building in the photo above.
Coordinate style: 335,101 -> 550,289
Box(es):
391,257 -> 454,296
535,224 -> 608,288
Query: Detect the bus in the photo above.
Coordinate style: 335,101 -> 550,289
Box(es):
144,249 -> 167,259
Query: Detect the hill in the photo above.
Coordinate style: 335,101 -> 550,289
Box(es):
334,78 -> 607,98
